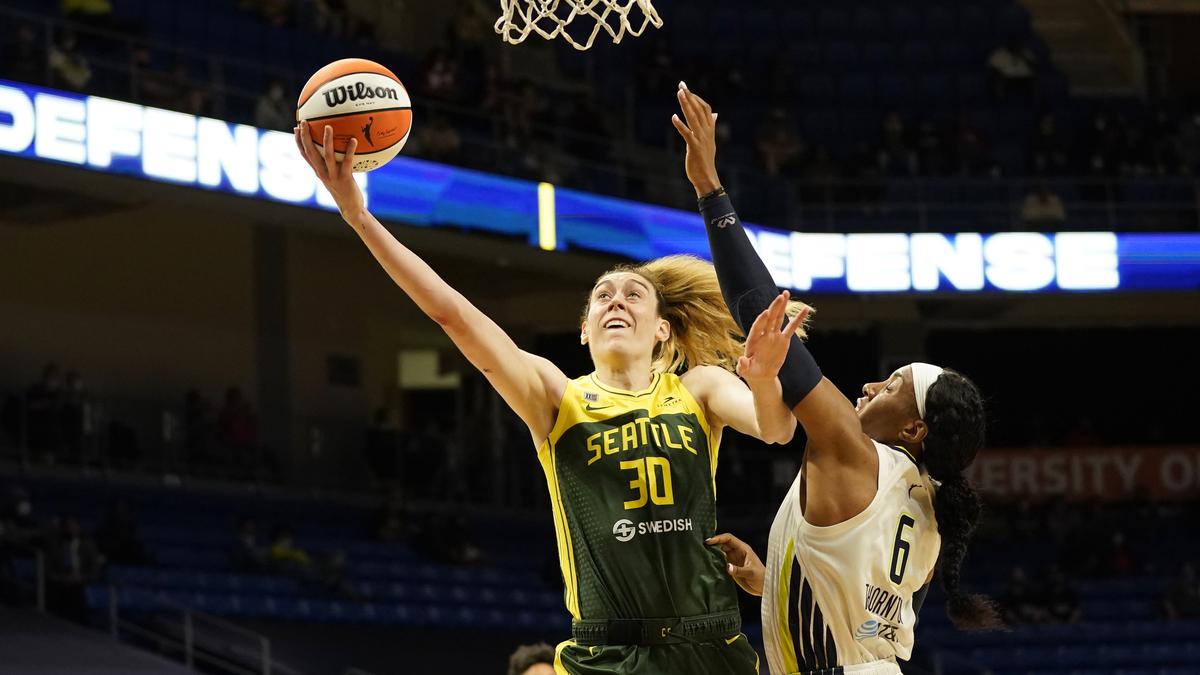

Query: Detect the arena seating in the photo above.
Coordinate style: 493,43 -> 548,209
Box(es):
7,473 -> 1198,673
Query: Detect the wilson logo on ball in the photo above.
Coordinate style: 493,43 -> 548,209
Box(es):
297,58 -> 413,173
321,82 -> 401,108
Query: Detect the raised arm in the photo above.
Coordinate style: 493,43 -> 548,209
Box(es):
671,85 -> 873,468
681,364 -> 796,446
295,124 -> 567,443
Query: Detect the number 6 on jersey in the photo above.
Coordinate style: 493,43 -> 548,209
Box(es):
889,514 -> 916,584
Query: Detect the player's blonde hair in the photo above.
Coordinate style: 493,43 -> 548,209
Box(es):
585,254 -> 812,374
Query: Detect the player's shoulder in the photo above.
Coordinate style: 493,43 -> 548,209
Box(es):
677,364 -> 732,392
872,441 -> 925,483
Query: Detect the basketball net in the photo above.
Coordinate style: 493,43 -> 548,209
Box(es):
495,0 -> 662,51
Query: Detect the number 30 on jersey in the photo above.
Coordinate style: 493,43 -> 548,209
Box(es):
619,457 -> 675,509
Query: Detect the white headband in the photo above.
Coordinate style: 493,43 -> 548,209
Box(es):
910,362 -> 945,419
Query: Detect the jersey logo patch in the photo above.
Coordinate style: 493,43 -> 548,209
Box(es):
585,403 -> 613,412
855,619 -> 900,643
657,395 -> 683,409
583,391 -> 599,403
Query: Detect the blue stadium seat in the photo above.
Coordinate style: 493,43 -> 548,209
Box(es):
799,74 -> 836,101
780,8 -> 815,36
888,5 -> 922,34
852,6 -> 886,35
839,74 -> 875,103
860,42 -> 894,66
825,42 -> 860,66
817,8 -> 852,34
743,8 -> 777,39
924,5 -> 956,34
959,3 -> 994,36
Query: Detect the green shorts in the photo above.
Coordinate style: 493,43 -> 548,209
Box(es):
553,633 -> 760,675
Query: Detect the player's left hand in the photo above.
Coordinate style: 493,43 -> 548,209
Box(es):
294,122 -> 363,219
707,533 -> 765,596
671,82 -> 722,197
737,291 -> 810,385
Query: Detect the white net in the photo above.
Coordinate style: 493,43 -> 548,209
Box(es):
495,0 -> 662,51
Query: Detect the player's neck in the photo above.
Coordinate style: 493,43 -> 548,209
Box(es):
593,360 -> 654,393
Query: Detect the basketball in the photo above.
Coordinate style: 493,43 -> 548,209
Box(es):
297,58 -> 412,173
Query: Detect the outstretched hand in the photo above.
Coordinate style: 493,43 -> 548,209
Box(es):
737,290 -> 810,385
670,82 -> 722,197
707,533 -> 765,596
294,122 -> 364,218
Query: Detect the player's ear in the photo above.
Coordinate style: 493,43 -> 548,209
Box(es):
656,317 -> 670,343
581,321 -> 589,346
899,419 -> 928,445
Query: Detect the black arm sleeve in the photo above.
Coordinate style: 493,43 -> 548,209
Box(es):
700,192 -> 822,408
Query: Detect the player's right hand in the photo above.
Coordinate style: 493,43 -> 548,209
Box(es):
738,290 -> 809,386
707,533 -> 765,597
671,82 -> 722,198
294,123 -> 364,219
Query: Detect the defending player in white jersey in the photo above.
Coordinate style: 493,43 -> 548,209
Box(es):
671,83 -> 1004,674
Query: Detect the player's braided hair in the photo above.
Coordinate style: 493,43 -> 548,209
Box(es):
585,255 -> 810,374
922,369 -> 1005,631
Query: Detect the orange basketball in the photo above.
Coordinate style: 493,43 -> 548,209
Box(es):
297,58 -> 412,173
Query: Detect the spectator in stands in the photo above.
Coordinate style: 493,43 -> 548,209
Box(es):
507,642 -> 555,675
268,525 -> 311,575
1029,113 -> 1071,176
1020,184 -> 1067,228
755,108 -> 805,178
59,370 -> 92,463
131,48 -> 175,109
422,47 -> 464,103
47,31 -> 92,91
218,387 -> 259,462
26,363 -> 64,460
183,388 -> 215,468
1177,113 -> 1200,174
880,112 -> 917,177
414,115 -> 463,165
505,81 -> 545,144
1,24 -> 46,86
373,491 -> 405,543
1163,562 -> 1200,620
47,515 -> 104,623
255,80 -> 293,131
364,408 -> 400,487
915,121 -> 948,176
844,140 -> 884,209
61,0 -> 114,29
94,500 -> 150,565
999,566 -> 1045,624
1105,530 -> 1138,576
170,62 -> 211,116
1043,566 -> 1082,624
241,0 -> 293,28
306,0 -> 350,39
954,115 -> 994,176
987,36 -> 1037,100
0,487 -> 38,543
231,517 -> 267,572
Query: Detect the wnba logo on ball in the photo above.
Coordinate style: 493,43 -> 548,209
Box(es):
322,82 -> 400,108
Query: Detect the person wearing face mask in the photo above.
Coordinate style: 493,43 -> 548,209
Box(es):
293,122 -> 804,673
672,83 -> 1003,675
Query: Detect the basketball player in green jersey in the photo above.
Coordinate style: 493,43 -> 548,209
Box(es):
296,123 -> 805,673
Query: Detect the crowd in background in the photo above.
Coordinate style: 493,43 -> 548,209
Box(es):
3,0 -> 1200,224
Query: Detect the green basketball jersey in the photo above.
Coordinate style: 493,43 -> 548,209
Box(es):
537,372 -> 740,621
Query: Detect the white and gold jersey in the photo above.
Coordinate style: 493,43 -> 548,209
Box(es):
762,441 -> 941,674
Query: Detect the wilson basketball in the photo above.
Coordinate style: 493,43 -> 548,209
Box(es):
297,58 -> 412,173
